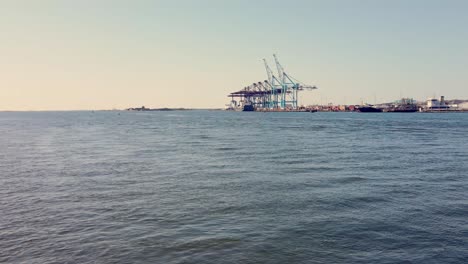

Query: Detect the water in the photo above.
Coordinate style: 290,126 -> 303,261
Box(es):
1,111 -> 467,263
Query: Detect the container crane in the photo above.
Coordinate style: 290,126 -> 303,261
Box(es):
228,55 -> 318,111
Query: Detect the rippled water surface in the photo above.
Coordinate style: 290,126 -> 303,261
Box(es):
1,111 -> 467,263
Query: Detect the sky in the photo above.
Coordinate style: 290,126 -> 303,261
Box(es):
1,0 -> 468,110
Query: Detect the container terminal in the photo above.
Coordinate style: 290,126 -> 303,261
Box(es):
225,56 -> 468,113
226,55 -> 317,112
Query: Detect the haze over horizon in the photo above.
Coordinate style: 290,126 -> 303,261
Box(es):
2,0 -> 468,110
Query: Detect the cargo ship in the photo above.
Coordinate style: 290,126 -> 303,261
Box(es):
225,100 -> 255,111
357,105 -> 383,112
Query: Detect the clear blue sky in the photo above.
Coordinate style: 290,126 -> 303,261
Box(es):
1,0 -> 467,110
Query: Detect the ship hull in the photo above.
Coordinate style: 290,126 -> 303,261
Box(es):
385,109 -> 418,113
357,107 -> 382,112
242,105 -> 255,111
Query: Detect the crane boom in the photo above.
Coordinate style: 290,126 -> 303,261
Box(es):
273,54 -> 285,83
263,59 -> 274,84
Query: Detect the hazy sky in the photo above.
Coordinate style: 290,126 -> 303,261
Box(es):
1,0 -> 468,110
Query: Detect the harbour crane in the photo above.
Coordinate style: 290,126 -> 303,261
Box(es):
228,55 -> 317,111
263,59 -> 282,109
273,54 -> 317,109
